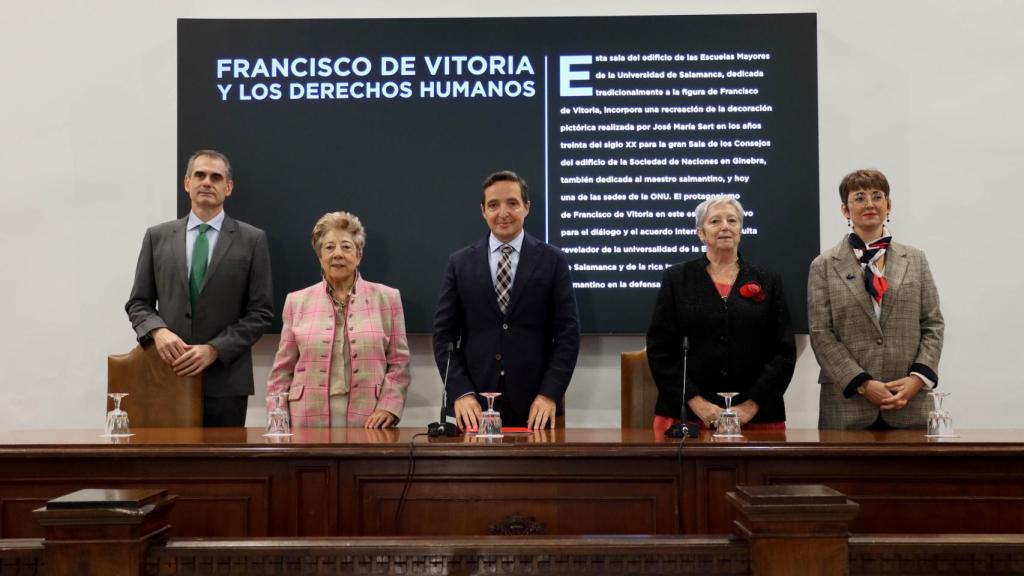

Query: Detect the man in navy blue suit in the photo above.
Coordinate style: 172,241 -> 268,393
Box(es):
433,171 -> 580,430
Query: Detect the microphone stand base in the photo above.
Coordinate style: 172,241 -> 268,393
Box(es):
427,422 -> 461,437
665,422 -> 699,438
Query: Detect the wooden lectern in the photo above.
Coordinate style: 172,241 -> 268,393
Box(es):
107,343 -> 203,426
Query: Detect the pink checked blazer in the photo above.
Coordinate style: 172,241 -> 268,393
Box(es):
266,278 -> 410,427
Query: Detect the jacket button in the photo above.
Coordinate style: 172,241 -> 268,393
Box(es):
352,353 -> 358,359
876,338 -> 883,345
720,369 -> 728,377
185,313 -> 191,319
503,323 -> 509,330
353,368 -> 359,374
495,353 -> 502,361
719,335 -> 727,342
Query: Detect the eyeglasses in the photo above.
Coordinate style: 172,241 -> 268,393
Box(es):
848,191 -> 887,206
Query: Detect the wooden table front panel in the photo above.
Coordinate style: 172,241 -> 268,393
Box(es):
0,428 -> 1022,538
347,457 -> 681,536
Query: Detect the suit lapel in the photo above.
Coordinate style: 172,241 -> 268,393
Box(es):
878,243 -> 908,328
200,214 -> 236,295
474,236 -> 501,317
832,235 -> 882,336
172,217 -> 189,293
506,234 -> 539,317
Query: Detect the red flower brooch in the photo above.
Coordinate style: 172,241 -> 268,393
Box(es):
739,282 -> 767,303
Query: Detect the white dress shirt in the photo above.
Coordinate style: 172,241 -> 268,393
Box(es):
488,230 -> 525,288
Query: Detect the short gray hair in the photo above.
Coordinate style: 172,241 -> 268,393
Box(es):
185,149 -> 232,180
311,211 -> 366,255
694,196 -> 744,229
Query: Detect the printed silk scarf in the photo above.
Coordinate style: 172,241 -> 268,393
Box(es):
848,232 -> 891,317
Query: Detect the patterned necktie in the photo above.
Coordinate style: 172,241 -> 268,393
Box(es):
190,223 -> 211,309
495,244 -> 514,315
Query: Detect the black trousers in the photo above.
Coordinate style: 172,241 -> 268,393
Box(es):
203,396 -> 248,427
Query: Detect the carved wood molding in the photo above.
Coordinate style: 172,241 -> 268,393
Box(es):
0,539 -> 43,576
146,552 -> 748,575
850,538 -> 1024,575
0,557 -> 40,576
145,538 -> 748,575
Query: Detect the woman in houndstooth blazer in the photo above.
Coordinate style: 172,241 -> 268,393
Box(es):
267,212 -> 410,428
809,170 -> 944,430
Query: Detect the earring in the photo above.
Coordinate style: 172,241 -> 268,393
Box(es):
847,219 -> 851,227
886,215 -> 891,223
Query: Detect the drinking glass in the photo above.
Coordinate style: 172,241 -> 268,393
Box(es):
478,392 -> 503,438
925,392 -> 957,438
104,393 -> 131,437
713,392 -> 743,438
265,393 -> 292,436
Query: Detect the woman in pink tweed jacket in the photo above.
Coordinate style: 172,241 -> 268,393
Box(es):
267,212 -> 410,428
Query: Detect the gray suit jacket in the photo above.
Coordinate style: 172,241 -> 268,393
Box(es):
126,214 -> 274,397
808,235 -> 944,429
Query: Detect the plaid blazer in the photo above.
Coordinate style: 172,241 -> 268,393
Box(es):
808,236 -> 944,430
267,278 -> 410,427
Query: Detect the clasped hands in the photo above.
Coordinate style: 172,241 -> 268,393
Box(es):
688,395 -> 759,427
151,327 -> 218,376
454,393 -> 557,431
860,375 -> 924,410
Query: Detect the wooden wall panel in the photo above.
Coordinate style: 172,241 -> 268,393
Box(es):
749,456 -> 1024,534
699,464 -> 743,534
356,475 -> 678,535
294,464 -> 337,536
0,476 -> 270,538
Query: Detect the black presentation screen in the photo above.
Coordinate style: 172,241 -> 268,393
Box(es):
178,14 -> 818,333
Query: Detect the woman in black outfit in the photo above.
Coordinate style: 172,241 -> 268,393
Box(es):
646,196 -> 796,433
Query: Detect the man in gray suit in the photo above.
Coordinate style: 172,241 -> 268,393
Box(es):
126,150 -> 274,426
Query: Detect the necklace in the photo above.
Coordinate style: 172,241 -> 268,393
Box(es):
328,283 -> 354,309
707,260 -> 738,276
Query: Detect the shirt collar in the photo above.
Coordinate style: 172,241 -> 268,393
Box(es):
489,230 -> 525,254
187,210 -> 225,232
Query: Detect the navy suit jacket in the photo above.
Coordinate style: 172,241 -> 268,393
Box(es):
432,233 -> 580,426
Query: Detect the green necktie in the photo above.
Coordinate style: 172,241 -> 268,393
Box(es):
189,223 -> 211,309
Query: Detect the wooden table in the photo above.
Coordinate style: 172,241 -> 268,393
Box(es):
1,428 -> 1021,538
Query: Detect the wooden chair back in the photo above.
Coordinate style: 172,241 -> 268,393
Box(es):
107,344 -> 203,426
620,348 -> 657,428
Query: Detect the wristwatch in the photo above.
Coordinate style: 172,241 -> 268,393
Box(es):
857,384 -> 867,395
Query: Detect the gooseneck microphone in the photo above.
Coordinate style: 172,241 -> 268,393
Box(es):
665,335 -> 699,438
428,342 -> 460,437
